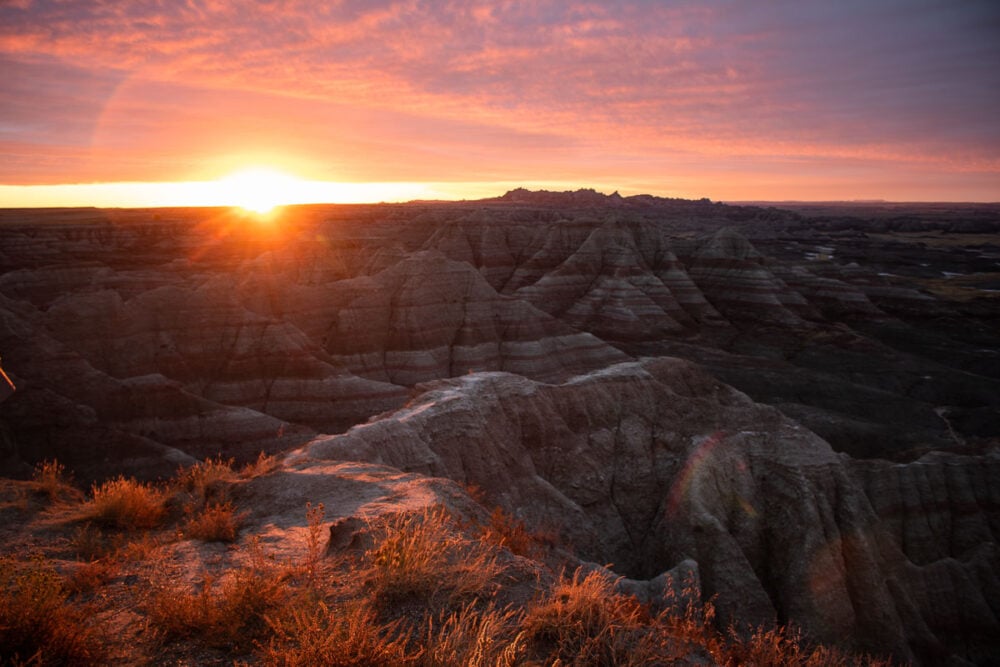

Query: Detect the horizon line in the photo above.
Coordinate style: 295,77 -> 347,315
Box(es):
2,181 -> 998,210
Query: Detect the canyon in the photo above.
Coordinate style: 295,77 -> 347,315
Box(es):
1,191 -> 998,664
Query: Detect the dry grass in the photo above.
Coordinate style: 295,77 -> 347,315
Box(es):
117,531 -> 169,562
0,556 -> 107,666
521,569 -> 653,666
30,459 -> 83,503
478,506 -> 556,560
65,557 -> 119,596
145,555 -> 287,652
720,625 -> 896,667
365,507 -> 502,614
183,501 -> 245,542
0,459 -> 902,666
419,603 -> 526,667
655,572 -> 723,658
242,450 -> 281,479
174,456 -> 238,508
303,501 -> 325,583
261,601 -> 415,667
70,523 -> 116,561
81,476 -> 167,530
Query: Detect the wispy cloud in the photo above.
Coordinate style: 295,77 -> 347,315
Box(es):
1,0 -> 998,199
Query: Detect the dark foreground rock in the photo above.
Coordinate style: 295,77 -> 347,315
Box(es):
295,358 -> 999,664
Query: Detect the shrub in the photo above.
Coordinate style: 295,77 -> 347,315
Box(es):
260,601 -> 415,667
174,456 -> 237,508
65,558 -> 119,596
242,451 -> 281,479
0,556 -> 107,665
84,476 -> 166,530
183,502 -> 245,543
366,507 -> 502,614
30,459 -> 82,503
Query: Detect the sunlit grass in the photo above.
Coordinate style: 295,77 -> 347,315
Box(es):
2,460 -> 898,665
82,476 -> 167,530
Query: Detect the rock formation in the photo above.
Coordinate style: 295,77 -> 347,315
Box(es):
0,194 -> 997,664
295,358 -> 999,663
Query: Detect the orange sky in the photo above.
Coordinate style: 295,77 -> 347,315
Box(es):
1,1 -> 998,206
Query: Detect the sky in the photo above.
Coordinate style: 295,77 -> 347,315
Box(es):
1,0 -> 999,206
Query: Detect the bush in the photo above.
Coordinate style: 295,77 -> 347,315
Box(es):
84,476 -> 166,530
174,456 -> 237,508
242,451 -> 281,479
30,459 -> 82,503
183,502 -> 244,543
0,556 -> 107,665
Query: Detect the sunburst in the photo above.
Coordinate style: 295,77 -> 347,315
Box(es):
216,167 -> 302,214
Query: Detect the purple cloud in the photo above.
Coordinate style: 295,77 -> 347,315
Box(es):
1,0 -> 997,198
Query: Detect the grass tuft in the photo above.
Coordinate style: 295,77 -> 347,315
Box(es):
174,456 -> 237,508
183,501 -> 245,543
420,603 -> 526,667
366,507 -> 502,614
30,459 -> 83,503
478,506 -> 556,560
81,476 -> 167,530
261,600 -> 415,667
522,568 -> 649,665
146,556 -> 287,652
242,451 -> 281,479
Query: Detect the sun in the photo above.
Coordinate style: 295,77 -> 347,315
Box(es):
217,167 -> 303,214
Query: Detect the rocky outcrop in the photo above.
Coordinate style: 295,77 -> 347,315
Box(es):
296,358 -> 999,664
848,453 -> 1000,663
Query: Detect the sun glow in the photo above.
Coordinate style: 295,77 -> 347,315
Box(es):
0,177 -> 569,209
217,167 -> 300,214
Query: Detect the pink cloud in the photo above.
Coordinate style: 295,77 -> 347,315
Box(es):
1,0 -> 998,200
